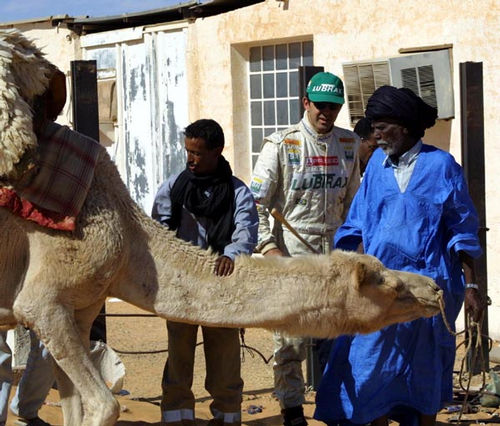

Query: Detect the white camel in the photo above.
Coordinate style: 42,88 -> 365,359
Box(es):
0,29 -> 442,426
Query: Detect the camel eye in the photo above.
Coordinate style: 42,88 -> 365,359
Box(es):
394,280 -> 406,291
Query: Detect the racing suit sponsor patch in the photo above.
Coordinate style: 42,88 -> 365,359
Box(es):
290,172 -> 348,191
250,176 -> 270,199
339,137 -> 355,143
284,138 -> 301,146
343,144 -> 354,161
305,156 -> 339,167
287,148 -> 301,165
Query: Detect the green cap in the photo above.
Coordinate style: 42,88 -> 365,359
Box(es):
306,72 -> 345,104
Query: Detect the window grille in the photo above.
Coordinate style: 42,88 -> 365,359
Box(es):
249,41 -> 313,166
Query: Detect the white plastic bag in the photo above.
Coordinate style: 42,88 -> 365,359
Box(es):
90,340 -> 126,394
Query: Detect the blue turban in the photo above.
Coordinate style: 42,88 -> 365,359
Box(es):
365,86 -> 438,138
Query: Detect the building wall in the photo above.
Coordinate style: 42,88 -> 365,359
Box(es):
81,25 -> 189,213
186,0 -> 500,336
4,22 -> 189,214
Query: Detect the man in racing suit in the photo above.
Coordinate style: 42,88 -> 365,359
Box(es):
250,72 -> 360,426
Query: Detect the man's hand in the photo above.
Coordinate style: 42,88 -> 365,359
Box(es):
459,251 -> 486,323
464,288 -> 487,323
214,255 -> 234,276
263,248 -> 284,256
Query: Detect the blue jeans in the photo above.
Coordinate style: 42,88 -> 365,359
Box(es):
0,330 -> 54,422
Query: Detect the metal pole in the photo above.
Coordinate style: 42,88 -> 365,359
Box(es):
71,60 -> 100,141
459,61 -> 489,373
71,60 -> 106,342
298,65 -> 326,390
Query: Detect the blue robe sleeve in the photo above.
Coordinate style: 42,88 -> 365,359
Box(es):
443,168 -> 482,258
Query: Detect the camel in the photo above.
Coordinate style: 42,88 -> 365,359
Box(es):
0,29 -> 443,425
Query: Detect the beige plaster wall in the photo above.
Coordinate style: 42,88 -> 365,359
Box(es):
187,0 -> 500,336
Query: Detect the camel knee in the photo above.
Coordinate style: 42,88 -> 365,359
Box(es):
104,398 -> 120,425
12,298 -> 43,327
83,395 -> 119,426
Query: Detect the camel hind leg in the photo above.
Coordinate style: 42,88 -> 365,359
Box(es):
15,298 -> 119,426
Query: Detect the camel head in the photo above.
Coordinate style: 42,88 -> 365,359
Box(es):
333,252 -> 442,335
274,251 -> 443,338
0,29 -> 65,183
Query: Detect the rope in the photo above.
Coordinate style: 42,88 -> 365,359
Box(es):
111,338 -> 275,361
114,348 -> 168,355
439,292 -> 490,422
99,313 -> 157,317
438,293 -> 464,338
99,315 -> 275,359
456,320 -> 485,421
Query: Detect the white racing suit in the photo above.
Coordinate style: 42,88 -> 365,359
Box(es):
250,112 -> 360,409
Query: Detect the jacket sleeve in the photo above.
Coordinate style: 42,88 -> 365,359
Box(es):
151,176 -> 176,226
249,140 -> 281,253
223,180 -> 259,260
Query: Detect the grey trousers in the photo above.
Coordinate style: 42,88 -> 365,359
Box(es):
161,321 -> 243,425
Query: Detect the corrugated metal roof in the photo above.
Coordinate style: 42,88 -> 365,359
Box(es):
0,0 -> 264,33
68,0 -> 264,34
0,14 -> 74,27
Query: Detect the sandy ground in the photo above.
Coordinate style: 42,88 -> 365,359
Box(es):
5,300 -> 500,425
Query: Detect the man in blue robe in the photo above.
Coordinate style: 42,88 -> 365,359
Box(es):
314,86 -> 485,426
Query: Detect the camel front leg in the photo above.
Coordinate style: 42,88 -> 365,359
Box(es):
56,299 -> 116,426
15,300 -> 119,426
0,308 -> 16,330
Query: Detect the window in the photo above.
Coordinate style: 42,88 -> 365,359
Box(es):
343,50 -> 453,127
85,47 -> 118,147
249,41 -> 313,166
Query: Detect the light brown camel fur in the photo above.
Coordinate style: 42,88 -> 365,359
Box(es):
0,29 -> 443,426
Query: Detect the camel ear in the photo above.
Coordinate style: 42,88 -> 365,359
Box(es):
352,262 -> 368,290
45,70 -> 66,121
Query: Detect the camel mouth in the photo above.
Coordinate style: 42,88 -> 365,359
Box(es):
393,293 -> 441,319
413,296 -> 441,317
421,305 -> 441,317
416,296 -> 441,307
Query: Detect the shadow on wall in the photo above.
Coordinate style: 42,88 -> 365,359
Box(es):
423,119 -> 452,153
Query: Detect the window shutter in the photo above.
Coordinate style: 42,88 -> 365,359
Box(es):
343,50 -> 453,123
343,61 -> 390,125
389,50 -> 453,118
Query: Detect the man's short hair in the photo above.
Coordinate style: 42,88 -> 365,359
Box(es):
184,119 -> 225,150
353,117 -> 372,139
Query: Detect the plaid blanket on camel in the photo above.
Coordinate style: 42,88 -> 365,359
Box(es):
0,121 -> 103,231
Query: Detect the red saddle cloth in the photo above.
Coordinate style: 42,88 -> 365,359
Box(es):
0,122 -> 103,231
0,187 -> 75,231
